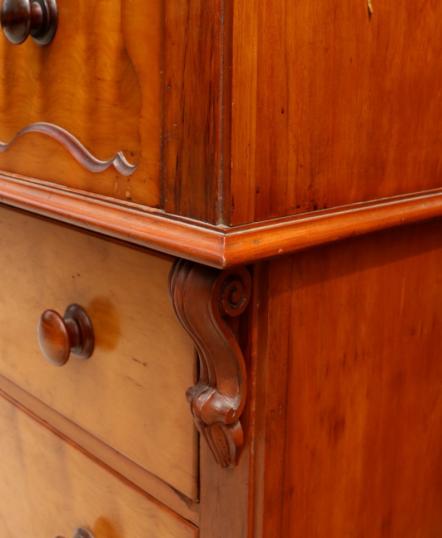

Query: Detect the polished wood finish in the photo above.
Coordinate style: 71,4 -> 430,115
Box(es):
0,174 -> 440,268
170,260 -> 251,467
1,210 -> 439,537
0,0 -> 157,202
0,123 -> 137,176
0,205 -> 197,499
253,221 -> 442,537
0,1 -> 440,536
162,1 -> 229,222
0,374 -> 199,524
38,304 -> 94,366
1,0 -> 58,45
0,173 -> 226,267
0,0 -> 439,229
0,394 -> 198,538
224,191 -> 442,267
0,0 -> 226,218
229,0 -> 442,224
198,284 -> 257,538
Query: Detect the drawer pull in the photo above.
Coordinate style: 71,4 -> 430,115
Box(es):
73,530 -> 95,538
56,529 -> 95,538
38,304 -> 94,367
1,0 -> 57,45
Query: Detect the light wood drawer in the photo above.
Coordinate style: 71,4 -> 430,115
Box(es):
0,205 -> 197,499
0,1 -> 160,205
0,394 -> 197,538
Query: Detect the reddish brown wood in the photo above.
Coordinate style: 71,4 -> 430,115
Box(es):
0,1 -> 440,228
224,191 -> 442,266
229,0 -> 442,224
38,304 -> 94,366
169,259 -> 251,467
162,0 -> 229,223
0,2 -> 439,534
0,174 -> 441,269
198,259 -> 258,538
253,220 -> 442,537
0,174 -> 227,267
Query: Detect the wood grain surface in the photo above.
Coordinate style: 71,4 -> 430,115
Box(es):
0,0 -> 158,203
229,0 -> 442,223
162,0 -> 228,222
0,205 -> 197,499
254,219 -> 442,537
0,0 -> 225,220
0,1 -> 440,227
0,374 -> 199,524
0,174 -> 440,269
0,394 -> 198,538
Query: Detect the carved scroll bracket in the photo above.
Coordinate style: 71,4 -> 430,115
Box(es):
169,260 -> 251,468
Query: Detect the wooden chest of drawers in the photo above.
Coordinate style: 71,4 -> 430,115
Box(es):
0,1 -> 440,537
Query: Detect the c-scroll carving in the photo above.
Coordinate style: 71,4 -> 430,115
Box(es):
169,260 -> 251,468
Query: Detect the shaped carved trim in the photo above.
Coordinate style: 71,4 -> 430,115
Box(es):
169,260 -> 251,468
0,122 -> 137,176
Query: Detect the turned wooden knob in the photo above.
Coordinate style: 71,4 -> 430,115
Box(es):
73,529 -> 95,538
38,304 -> 94,367
1,0 -> 57,45
55,529 -> 95,538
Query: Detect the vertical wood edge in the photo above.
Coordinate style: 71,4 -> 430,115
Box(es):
162,1 -> 229,223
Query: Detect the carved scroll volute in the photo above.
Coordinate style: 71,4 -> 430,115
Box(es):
169,260 -> 251,468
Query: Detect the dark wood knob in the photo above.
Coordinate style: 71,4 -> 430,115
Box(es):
73,530 -> 95,538
1,0 -> 57,45
55,529 -> 95,538
38,304 -> 94,367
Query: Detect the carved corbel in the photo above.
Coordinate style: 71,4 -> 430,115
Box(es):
169,260 -> 251,468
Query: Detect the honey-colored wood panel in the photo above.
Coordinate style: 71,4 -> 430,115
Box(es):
0,395 -> 197,538
0,206 -> 197,498
230,1 -> 442,223
0,0 -> 161,205
0,375 -> 199,523
0,1 -> 226,220
254,220 -> 442,537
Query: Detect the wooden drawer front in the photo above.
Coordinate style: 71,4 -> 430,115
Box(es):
0,1 -> 160,205
0,206 -> 197,498
0,395 -> 197,538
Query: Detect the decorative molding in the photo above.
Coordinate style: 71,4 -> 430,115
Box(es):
169,260 -> 252,467
0,174 -> 440,268
0,122 -> 136,176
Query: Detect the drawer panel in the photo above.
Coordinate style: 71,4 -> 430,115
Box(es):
0,1 -> 160,205
0,206 -> 197,498
0,395 -> 197,538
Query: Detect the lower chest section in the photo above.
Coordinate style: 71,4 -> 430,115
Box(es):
0,205 -> 199,536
